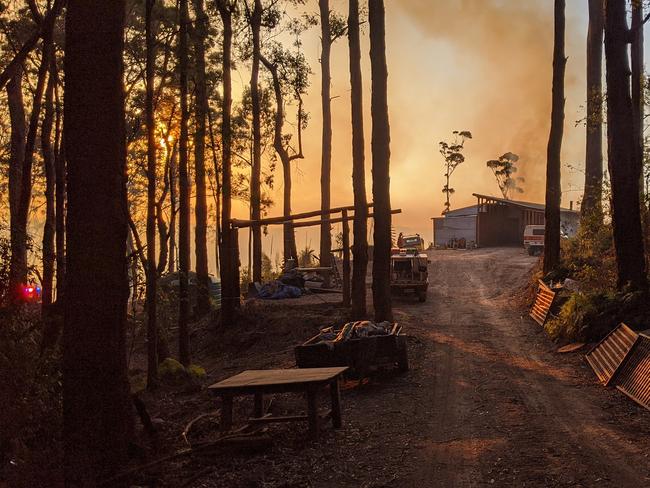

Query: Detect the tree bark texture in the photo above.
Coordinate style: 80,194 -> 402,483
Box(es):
41,48 -> 56,307
192,0 -> 211,315
145,0 -> 159,388
250,0 -> 263,282
631,0 -> 644,199
6,68 -> 26,305
543,0 -> 565,275
63,1 -> 134,484
369,0 -> 393,322
178,0 -> 191,365
349,0 -> 368,319
604,0 -> 647,290
217,0 -> 240,325
319,0 -> 333,268
582,0 -> 604,220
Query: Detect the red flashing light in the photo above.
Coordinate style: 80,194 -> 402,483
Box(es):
20,284 -> 41,302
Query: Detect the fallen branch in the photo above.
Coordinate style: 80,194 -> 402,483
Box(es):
181,410 -> 220,447
99,431 -> 272,486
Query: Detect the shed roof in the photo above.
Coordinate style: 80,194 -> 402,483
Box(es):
430,204 -> 478,219
472,193 -> 578,214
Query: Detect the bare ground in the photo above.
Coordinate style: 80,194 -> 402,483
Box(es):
138,247 -> 650,487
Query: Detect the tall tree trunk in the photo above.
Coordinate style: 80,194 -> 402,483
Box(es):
14,25 -> 54,300
6,68 -> 26,305
54,68 -> 66,302
156,143 -> 174,274
41,50 -> 56,307
178,0 -> 191,365
63,1 -> 133,484
319,0 -> 332,268
250,0 -> 263,283
543,0 -> 565,275
259,55 -> 301,262
208,108 -> 222,272
349,0 -> 368,319
145,0 -> 158,388
192,0 -> 211,315
217,0 -> 239,325
605,0 -> 647,290
369,0 -> 392,322
168,145 -> 178,274
632,0 -> 644,200
582,0 -> 604,221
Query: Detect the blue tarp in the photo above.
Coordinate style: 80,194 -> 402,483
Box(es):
257,282 -> 302,300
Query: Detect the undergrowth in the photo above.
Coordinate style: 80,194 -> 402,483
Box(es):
541,212 -> 649,342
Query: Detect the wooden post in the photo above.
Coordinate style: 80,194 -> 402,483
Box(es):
342,209 -> 351,306
232,226 -> 240,304
253,393 -> 263,418
307,386 -> 319,440
221,394 -> 233,431
330,378 -> 342,428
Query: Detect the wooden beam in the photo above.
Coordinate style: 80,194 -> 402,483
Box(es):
230,203 -> 374,228
291,209 -> 402,229
342,209 -> 351,307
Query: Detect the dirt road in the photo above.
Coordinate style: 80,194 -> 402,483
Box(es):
398,248 -> 650,487
155,247 -> 650,487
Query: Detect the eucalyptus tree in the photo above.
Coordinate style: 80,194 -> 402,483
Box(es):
178,0 -> 191,365
604,0 -> 647,290
486,152 -> 524,200
349,0 -> 368,318
216,0 -> 240,326
249,0 -> 263,282
543,0 -> 565,275
63,1 -> 134,483
5,1 -> 57,304
369,0 -> 392,322
317,0 -> 346,268
192,0 -> 211,315
145,0 -> 158,387
438,130 -> 471,214
582,0 -> 604,221
260,42 -> 310,262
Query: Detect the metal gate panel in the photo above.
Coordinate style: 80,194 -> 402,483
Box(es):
586,323 -> 638,385
530,280 -> 556,326
612,335 -> 650,411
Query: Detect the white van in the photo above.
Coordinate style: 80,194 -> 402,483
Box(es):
523,225 -> 545,255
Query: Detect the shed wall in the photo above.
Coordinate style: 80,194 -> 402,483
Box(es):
433,215 -> 477,247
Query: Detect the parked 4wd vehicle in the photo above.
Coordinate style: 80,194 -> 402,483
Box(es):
523,225 -> 545,255
390,248 -> 429,302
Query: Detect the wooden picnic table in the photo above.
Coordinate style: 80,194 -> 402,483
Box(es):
208,367 -> 348,440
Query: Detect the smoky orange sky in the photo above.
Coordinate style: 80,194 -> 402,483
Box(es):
222,1 -> 641,273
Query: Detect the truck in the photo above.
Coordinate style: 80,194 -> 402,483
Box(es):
390,248 -> 429,302
523,225 -> 545,255
399,234 -> 425,251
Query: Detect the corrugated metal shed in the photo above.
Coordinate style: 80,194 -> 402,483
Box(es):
586,323 -> 638,385
612,334 -> 650,411
432,215 -> 477,247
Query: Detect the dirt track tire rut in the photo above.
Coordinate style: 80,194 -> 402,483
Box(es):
398,248 -> 650,487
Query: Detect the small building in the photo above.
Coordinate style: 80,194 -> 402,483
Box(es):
431,194 -> 580,248
431,204 -> 478,248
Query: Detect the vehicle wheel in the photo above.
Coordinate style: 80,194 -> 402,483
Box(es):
527,247 -> 535,256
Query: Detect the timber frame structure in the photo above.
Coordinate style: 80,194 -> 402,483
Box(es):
229,203 -> 402,305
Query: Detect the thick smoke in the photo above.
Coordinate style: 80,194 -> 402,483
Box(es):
395,0 -> 586,204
